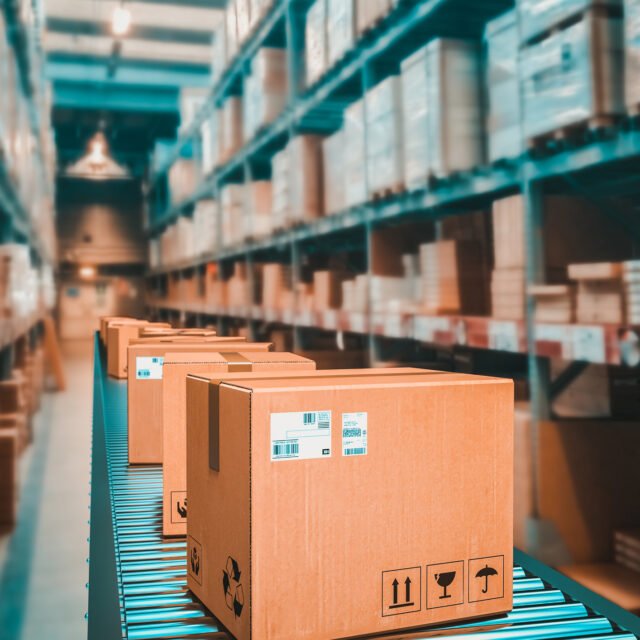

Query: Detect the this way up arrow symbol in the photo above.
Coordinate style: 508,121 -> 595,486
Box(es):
405,577 -> 411,602
392,579 -> 399,605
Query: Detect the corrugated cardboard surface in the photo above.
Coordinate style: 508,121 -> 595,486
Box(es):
162,352 -> 315,537
187,369 -> 513,639
126,341 -> 270,465
99,316 -> 131,345
106,321 -> 171,378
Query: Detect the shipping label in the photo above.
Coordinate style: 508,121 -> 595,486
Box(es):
270,410 -> 332,461
342,412 -> 367,456
135,356 -> 164,380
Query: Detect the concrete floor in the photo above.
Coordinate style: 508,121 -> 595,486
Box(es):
0,340 -> 93,640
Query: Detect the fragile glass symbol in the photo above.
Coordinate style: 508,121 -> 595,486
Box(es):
435,571 -> 456,599
389,576 -> 414,609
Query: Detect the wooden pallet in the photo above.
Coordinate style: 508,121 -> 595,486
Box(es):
371,182 -> 405,201
527,115 -> 620,153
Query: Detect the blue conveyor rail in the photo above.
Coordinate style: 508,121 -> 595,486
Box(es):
89,336 -> 640,640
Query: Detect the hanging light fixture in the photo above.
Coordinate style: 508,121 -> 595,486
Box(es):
65,132 -> 130,180
112,2 -> 132,36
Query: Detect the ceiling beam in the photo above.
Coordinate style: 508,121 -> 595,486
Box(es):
44,32 -> 212,66
46,17 -> 214,45
44,0 -> 223,33
46,56 -> 210,88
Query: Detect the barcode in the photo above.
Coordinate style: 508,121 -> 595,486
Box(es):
303,412 -> 316,425
272,441 -> 299,457
318,412 -> 330,429
138,370 -> 150,378
344,447 -> 366,456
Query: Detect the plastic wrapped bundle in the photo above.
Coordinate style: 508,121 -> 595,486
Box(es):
517,0 -> 622,44
485,10 -> 522,162
289,135 -> 324,224
271,147 -> 291,230
520,13 -> 624,140
322,128 -> 345,215
221,184 -> 245,247
200,111 -> 219,176
344,100 -> 367,207
327,0 -> 356,67
365,75 -> 404,195
226,0 -> 239,61
306,0 -> 328,86
219,97 -> 243,162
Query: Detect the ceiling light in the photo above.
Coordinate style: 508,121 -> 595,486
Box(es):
112,4 -> 131,36
64,132 -> 131,180
79,265 -> 97,280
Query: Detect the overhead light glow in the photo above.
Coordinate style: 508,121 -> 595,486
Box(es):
112,4 -> 131,36
79,265 -> 97,280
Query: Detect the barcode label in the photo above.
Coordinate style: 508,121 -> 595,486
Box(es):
272,441 -> 299,458
136,356 -> 164,380
270,410 -> 332,462
342,412 -> 367,457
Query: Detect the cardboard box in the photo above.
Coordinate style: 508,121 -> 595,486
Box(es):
107,321 -> 172,378
186,368 -> 513,639
0,428 -> 18,528
127,341 -> 271,465
162,351 -> 315,536
99,316 -> 133,345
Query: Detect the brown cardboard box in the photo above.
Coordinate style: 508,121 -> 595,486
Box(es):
100,316 -> 133,345
186,368 -> 513,639
162,351 -> 315,536
107,321 -> 172,378
127,341 -> 271,465
139,328 -> 215,338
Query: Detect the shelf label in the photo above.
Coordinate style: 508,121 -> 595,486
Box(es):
571,326 -> 606,363
488,321 -> 520,353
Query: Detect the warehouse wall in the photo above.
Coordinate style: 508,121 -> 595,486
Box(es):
56,178 -> 147,339
56,178 -> 146,266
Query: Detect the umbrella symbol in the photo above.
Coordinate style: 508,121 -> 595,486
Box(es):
475,564 -> 498,593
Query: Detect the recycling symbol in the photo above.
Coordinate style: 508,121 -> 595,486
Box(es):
222,556 -> 244,618
190,546 -> 200,577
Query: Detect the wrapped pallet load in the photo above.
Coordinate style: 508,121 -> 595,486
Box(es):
365,75 -> 404,197
624,0 -> 640,110
306,0 -> 328,86
344,100 -> 367,207
520,11 -> 624,142
485,10 -> 522,162
517,0 -> 622,44
401,39 -> 483,184
327,0 -> 356,66
322,128 -> 345,214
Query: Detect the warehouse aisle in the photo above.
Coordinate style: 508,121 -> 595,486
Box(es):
0,340 -> 93,640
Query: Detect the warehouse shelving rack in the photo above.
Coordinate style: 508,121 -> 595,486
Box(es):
146,0 -> 640,581
0,1 -> 53,377
90,334 -> 640,639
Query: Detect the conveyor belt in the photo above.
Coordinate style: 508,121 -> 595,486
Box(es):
89,338 -> 640,640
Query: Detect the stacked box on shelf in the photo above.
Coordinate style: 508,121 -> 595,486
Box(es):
520,11 -> 624,142
344,100 -> 367,207
200,111 -> 219,176
219,97 -> 243,163
227,262 -> 249,308
614,529 -> 640,573
236,0 -> 251,44
356,0 -> 393,35
370,276 -> 413,313
205,264 -> 226,309
517,0 -> 622,44
624,260 -> 640,324
193,199 -> 218,257
221,184 -> 245,247
245,181 -> 272,239
168,158 -> 198,206
306,0 -> 328,86
569,262 -> 627,324
261,263 -> 292,310
313,270 -> 347,311
289,135 -> 324,225
342,274 -> 369,313
148,238 -> 161,269
179,87 -> 208,132
485,10 -> 523,163
492,195 -> 527,320
226,0 -> 239,62
243,48 -> 287,141
418,240 -> 485,314
529,284 -> 576,323
0,244 -> 38,320
327,0 -> 356,67
211,18 -> 227,85
365,75 -> 404,196
271,146 -> 291,229
322,129 -> 345,215
625,0 -> 640,110
401,39 -> 483,185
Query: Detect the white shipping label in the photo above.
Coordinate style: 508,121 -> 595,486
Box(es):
136,356 -> 164,380
270,411 -> 332,461
342,412 -> 367,457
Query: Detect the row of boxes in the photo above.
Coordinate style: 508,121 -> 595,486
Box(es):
101,315 -> 514,639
